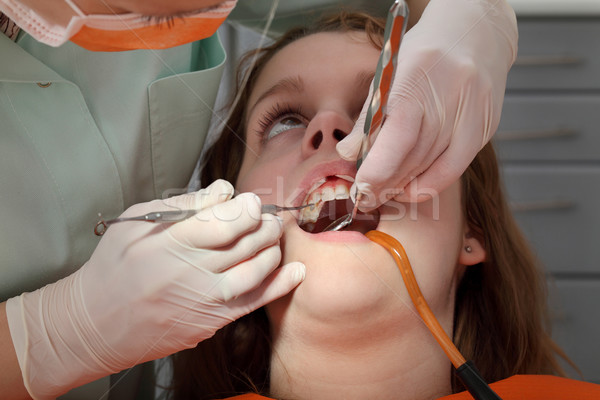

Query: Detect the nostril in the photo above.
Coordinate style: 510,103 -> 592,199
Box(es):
333,129 -> 347,142
311,131 -> 323,149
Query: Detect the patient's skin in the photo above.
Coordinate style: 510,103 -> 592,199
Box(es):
235,32 -> 486,400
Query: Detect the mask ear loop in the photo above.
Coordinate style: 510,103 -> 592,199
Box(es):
214,0 -> 279,136
365,230 -> 502,400
64,0 -> 87,17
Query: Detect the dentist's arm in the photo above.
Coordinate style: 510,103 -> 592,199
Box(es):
338,0 -> 518,208
3,180 -> 305,400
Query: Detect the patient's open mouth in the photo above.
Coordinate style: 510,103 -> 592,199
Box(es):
297,176 -> 379,234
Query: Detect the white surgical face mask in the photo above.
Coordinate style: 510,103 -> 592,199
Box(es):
0,0 -> 236,51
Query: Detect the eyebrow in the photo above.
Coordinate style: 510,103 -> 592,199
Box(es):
248,69 -> 376,118
249,76 -> 305,117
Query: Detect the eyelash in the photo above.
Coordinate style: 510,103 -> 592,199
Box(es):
143,14 -> 182,27
256,103 -> 305,142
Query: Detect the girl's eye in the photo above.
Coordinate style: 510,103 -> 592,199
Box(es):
267,116 -> 306,140
256,103 -> 306,141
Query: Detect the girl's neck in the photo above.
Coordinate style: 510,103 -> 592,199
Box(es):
268,303 -> 454,400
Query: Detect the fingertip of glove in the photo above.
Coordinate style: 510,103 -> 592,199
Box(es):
353,182 -> 378,212
236,192 -> 262,220
234,192 -> 260,205
335,141 -> 354,161
211,179 -> 235,199
335,130 -> 363,161
261,213 -> 284,233
286,262 -> 306,284
275,215 -> 284,229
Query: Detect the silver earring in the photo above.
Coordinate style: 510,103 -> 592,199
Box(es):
465,245 -> 472,253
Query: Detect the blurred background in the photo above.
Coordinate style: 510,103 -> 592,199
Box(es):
495,0 -> 600,384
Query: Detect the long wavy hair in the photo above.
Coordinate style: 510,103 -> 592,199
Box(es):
166,11 -> 570,399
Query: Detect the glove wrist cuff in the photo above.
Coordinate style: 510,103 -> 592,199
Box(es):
7,272 -> 128,399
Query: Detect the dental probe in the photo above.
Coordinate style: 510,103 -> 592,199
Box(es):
357,0 -> 408,171
94,203 -> 314,236
325,0 -> 408,232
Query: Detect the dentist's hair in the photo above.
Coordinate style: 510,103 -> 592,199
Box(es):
169,11 -> 570,400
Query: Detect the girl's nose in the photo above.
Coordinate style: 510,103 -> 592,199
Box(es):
301,110 -> 353,158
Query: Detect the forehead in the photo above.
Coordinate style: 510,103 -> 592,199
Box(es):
249,31 -> 380,103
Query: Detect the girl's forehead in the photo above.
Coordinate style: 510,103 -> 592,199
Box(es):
271,31 -> 375,64
249,31 -> 379,102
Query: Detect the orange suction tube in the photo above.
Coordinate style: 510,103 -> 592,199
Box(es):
365,230 -> 466,368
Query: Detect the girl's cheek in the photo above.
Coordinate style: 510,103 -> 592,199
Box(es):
238,164 -> 291,204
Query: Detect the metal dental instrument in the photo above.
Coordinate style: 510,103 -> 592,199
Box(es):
94,203 -> 314,236
260,204 -> 315,215
324,0 -> 408,232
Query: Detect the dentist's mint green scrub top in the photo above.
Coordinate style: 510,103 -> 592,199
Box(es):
0,32 -> 225,302
1,31 -> 225,399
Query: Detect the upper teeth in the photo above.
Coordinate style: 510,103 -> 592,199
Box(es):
306,184 -> 349,206
299,176 -> 353,224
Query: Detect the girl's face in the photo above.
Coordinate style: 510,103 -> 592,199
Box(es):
236,32 -> 484,338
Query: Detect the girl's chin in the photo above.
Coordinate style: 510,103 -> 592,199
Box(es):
268,274 -> 410,345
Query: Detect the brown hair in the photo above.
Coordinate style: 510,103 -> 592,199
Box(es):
168,11 -> 569,399
455,144 -> 572,390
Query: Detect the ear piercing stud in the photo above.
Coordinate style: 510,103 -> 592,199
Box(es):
465,245 -> 472,253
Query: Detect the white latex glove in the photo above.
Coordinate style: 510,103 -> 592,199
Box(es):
6,179 -> 305,400
337,0 -> 518,209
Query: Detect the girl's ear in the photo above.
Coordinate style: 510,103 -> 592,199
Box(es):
459,227 -> 486,266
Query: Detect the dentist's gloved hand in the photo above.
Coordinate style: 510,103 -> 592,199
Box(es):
6,179 -> 305,400
337,0 -> 517,209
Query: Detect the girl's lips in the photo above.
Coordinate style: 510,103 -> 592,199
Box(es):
292,159 -> 357,206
